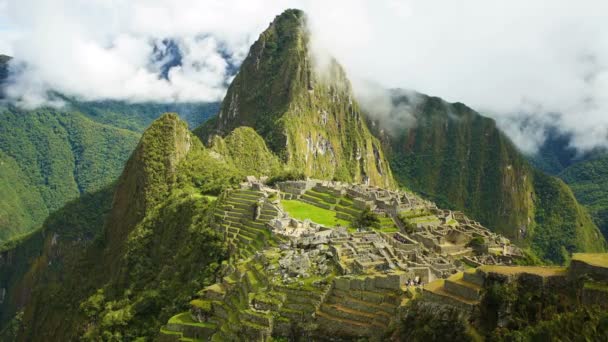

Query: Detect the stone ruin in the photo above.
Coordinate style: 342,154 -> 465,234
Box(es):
160,176 -> 526,341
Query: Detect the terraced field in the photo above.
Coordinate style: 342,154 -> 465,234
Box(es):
281,200 -> 350,228
282,185 -> 399,233
212,189 -> 283,261
315,286 -> 402,339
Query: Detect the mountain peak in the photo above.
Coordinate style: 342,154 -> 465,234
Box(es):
105,113 -> 191,248
199,9 -> 394,188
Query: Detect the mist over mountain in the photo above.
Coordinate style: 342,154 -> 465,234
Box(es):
3,0 -> 608,153
0,5 -> 608,342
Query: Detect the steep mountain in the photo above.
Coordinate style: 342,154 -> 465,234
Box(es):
557,154 -> 608,239
0,106 -> 140,241
526,129 -> 608,240
196,9 -> 394,188
2,8 -> 608,342
368,90 -> 606,263
6,113 -> 269,340
0,55 -> 218,242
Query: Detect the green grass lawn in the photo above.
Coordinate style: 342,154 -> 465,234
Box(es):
281,200 -> 351,228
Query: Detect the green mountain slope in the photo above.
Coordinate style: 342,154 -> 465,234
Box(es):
0,56 -> 220,242
558,154 -> 608,239
0,151 -> 48,241
0,106 -> 140,241
197,9 -> 394,188
369,91 -> 605,263
9,114 -> 256,340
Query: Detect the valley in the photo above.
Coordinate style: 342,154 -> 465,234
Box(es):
0,7 -> 607,342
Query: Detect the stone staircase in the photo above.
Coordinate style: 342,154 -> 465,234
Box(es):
423,269 -> 483,311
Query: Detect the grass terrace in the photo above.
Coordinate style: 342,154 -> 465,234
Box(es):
168,312 -> 216,328
478,265 -> 567,277
572,253 -> 608,268
281,200 -> 351,228
376,216 -> 399,233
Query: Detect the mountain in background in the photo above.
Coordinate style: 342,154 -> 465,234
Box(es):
368,90 -> 605,263
530,128 -> 608,240
0,8 -> 606,340
0,56 -> 219,242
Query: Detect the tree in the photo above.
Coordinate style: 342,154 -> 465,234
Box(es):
353,207 -> 380,231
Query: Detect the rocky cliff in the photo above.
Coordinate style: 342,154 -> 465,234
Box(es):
197,9 -> 394,188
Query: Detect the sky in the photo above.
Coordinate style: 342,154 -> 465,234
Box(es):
1,0 -> 608,153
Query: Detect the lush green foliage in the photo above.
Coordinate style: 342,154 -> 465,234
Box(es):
371,91 -> 606,263
0,151 -> 48,241
558,153 -> 608,239
531,170 -> 606,263
0,184 -> 115,340
0,95 -> 217,242
266,169 -> 306,186
281,199 -> 350,228
529,130 -> 608,241
66,98 -> 218,131
375,93 -> 533,239
494,306 -> 608,341
478,279 -> 606,340
353,207 -> 380,230
198,8 -> 394,188
0,105 -> 140,241
12,114 -> 235,340
397,301 -> 478,341
78,191 -> 225,340
209,126 -> 282,177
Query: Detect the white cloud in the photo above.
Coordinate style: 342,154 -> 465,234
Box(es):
302,0 -> 608,153
2,0 -> 292,107
3,0 -> 608,152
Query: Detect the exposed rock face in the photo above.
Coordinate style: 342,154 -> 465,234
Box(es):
197,9 -> 394,188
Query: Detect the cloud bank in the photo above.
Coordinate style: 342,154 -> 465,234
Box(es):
3,0 -> 608,152
1,0 -> 290,107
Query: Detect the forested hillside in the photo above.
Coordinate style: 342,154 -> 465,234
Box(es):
369,91 -> 606,263
0,56 -> 219,242
530,129 -> 608,240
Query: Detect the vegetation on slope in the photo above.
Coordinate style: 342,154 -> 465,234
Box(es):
531,170 -> 605,262
558,154 -> 608,239
0,106 -> 140,241
0,96 -> 218,243
0,151 -> 48,241
208,126 -> 282,177
196,9 -> 394,188
369,90 -> 606,263
0,53 -> 218,242
10,113 -> 278,340
0,185 -> 116,341
528,129 -> 608,241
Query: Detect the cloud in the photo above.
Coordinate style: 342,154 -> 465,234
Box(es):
302,0 -> 608,153
4,0 -> 608,152
3,0 -> 291,107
